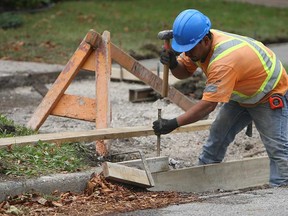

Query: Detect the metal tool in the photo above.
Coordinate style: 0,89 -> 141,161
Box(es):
157,30 -> 173,97
157,109 -> 162,156
155,30 -> 173,157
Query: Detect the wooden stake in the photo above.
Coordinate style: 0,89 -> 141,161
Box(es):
95,31 -> 111,156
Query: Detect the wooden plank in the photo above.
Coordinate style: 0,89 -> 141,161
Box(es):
118,156 -> 169,173
111,43 -> 197,111
0,119 -> 213,148
102,162 -> 152,188
83,63 -> 180,85
51,94 -> 96,122
82,37 -> 196,111
150,157 -> 270,193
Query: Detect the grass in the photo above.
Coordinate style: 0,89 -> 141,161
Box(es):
0,114 -> 35,138
0,114 -> 92,178
0,141 -> 89,177
0,0 -> 287,64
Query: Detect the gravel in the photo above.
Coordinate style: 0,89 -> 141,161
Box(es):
1,79 -> 267,167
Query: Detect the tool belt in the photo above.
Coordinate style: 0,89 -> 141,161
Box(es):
269,94 -> 285,110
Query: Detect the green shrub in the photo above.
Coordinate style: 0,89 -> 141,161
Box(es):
0,0 -> 52,11
0,12 -> 23,29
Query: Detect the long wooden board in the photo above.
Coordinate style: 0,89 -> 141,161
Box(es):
111,43 -> 197,111
0,119 -> 213,148
82,38 -> 197,111
110,67 -> 180,85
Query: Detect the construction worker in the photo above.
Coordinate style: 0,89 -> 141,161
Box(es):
153,9 -> 288,187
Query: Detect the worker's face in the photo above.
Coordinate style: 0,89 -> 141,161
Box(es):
185,36 -> 210,62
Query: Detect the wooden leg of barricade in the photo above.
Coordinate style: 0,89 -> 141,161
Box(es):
27,30 -> 101,130
95,31 -> 111,156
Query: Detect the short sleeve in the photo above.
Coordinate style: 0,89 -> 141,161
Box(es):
202,65 -> 237,103
177,53 -> 198,74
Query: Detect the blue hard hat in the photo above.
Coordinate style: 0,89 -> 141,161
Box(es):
172,9 -> 211,52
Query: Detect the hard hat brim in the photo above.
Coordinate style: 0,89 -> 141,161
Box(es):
171,38 -> 199,53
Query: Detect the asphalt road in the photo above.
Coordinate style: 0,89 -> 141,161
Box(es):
116,186 -> 288,216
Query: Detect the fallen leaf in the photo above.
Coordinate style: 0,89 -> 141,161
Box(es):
37,197 -> 48,205
12,41 -> 25,51
51,201 -> 63,207
5,205 -> 23,215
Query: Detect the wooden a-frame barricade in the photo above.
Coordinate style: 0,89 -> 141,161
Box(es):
27,29 -> 196,156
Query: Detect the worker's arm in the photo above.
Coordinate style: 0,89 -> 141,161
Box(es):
170,61 -> 192,79
152,100 -> 217,135
177,100 -> 217,126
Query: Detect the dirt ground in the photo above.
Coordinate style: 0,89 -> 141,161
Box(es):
0,78 -> 267,166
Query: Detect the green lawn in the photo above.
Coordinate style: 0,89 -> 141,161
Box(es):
0,114 -> 92,178
0,0 -> 287,64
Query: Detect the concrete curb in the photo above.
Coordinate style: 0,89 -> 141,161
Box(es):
0,167 -> 102,202
150,157 -> 269,193
0,156 -> 270,202
0,156 -> 167,202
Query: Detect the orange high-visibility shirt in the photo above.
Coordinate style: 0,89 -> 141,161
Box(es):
178,29 -> 288,105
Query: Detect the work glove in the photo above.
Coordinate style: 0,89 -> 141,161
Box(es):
152,118 -> 179,135
160,49 -> 178,70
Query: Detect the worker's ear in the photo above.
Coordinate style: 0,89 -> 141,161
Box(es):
202,35 -> 210,46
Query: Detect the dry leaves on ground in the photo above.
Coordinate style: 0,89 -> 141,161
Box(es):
0,173 -> 201,216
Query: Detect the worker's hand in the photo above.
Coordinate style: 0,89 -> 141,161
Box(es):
160,49 -> 178,70
153,118 -> 179,135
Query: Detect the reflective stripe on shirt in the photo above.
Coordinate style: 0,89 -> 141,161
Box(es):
208,30 -> 282,104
